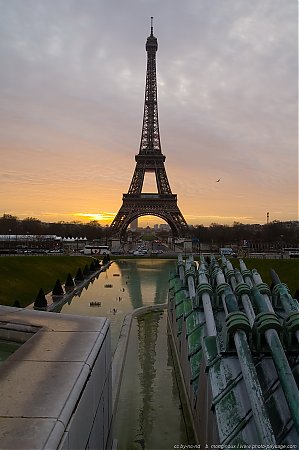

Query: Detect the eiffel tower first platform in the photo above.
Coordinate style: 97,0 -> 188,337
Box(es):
109,18 -> 189,240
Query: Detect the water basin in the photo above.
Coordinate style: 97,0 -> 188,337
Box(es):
59,259 -> 176,351
0,339 -> 22,362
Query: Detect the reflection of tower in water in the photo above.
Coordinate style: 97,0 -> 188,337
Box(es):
119,262 -> 143,309
135,311 -> 163,445
154,267 -> 169,305
117,260 -> 174,309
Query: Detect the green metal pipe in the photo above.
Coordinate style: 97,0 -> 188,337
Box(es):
251,276 -> 299,433
236,269 -> 299,434
198,269 -> 217,337
224,258 -> 237,290
252,269 -> 274,312
234,269 -> 243,284
224,287 -> 239,313
234,270 -> 256,326
200,255 -> 205,265
177,255 -> 185,282
239,259 -> 253,287
215,269 -> 239,313
185,259 -> 196,299
221,254 -> 227,266
270,268 -> 281,285
270,269 -> 299,313
265,328 -> 299,435
234,331 -> 276,444
215,269 -> 276,443
251,286 -> 270,314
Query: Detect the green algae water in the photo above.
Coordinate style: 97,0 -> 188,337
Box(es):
113,310 -> 196,449
0,339 -> 21,362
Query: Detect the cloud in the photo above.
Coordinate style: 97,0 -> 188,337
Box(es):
0,0 -> 297,225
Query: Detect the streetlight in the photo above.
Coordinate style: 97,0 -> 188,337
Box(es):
280,235 -> 284,259
8,229 -> 11,255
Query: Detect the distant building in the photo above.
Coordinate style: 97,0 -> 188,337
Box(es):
159,224 -> 170,231
0,235 -> 87,253
130,218 -> 138,232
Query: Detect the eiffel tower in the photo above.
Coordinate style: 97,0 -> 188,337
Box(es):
109,18 -> 189,239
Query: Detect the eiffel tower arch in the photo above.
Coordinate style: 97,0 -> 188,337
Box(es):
109,18 -> 189,239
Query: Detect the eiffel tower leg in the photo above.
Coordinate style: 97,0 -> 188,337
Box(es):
109,204 -> 137,239
158,208 -> 189,237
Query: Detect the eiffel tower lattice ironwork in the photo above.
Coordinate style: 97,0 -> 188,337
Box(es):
109,18 -> 189,238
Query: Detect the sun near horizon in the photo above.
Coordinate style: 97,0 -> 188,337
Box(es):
2,208 -> 296,229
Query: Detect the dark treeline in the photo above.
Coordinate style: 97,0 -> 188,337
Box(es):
0,214 -> 298,247
190,221 -> 299,249
0,214 -> 106,240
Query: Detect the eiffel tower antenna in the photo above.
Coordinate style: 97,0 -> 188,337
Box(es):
109,21 -> 189,239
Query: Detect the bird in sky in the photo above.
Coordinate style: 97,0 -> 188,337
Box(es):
216,178 -> 221,182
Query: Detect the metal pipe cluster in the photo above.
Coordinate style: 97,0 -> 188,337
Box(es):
168,254 -> 299,445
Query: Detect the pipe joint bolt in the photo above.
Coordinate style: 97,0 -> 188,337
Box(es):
284,312 -> 299,350
253,312 -> 282,351
223,312 -> 251,351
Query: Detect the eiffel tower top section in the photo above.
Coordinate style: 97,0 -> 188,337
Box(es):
139,17 -> 162,156
146,16 -> 158,52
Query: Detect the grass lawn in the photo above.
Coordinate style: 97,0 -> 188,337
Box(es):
0,256 -> 298,309
0,255 -> 94,307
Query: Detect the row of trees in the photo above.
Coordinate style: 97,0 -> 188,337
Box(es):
190,221 -> 299,248
0,214 -> 298,247
0,214 -> 106,240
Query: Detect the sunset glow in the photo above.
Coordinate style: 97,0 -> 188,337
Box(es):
74,212 -> 117,224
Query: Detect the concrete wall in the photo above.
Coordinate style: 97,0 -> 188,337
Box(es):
0,306 -> 112,450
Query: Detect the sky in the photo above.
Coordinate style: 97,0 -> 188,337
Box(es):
0,0 -> 298,227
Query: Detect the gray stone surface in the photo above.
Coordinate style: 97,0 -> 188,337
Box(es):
9,330 -> 105,362
0,417 -> 65,450
0,306 -> 107,331
0,306 -> 111,450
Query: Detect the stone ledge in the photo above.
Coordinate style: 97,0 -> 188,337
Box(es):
0,306 -> 111,450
